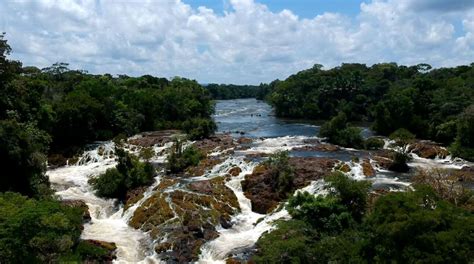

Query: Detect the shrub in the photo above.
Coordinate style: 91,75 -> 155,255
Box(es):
264,151 -> 295,197
319,112 -> 364,148
89,147 -> 155,200
325,172 -> 371,221
389,128 -> 415,145
166,139 -> 203,174
362,187 -> 474,263
287,192 -> 355,233
0,192 -> 83,263
388,151 -> 411,172
182,118 -> 217,140
364,137 -> 385,150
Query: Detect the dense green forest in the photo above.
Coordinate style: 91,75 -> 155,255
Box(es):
266,63 -> 474,160
0,34 -> 216,262
254,172 -> 474,263
206,83 -> 271,100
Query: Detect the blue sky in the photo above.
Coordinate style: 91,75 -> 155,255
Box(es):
1,0 -> 473,84
185,0 -> 363,18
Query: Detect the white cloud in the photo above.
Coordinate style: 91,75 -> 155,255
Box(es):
0,0 -> 473,84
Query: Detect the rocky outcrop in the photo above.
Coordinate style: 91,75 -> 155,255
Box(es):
228,166 -> 242,177
128,130 -> 180,147
293,143 -> 340,152
362,159 -> 376,177
408,141 -> 449,159
81,240 -> 117,263
193,134 -> 236,155
242,157 -> 336,214
130,176 -> 239,263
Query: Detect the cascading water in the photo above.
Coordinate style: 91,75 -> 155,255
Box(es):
47,141 -> 165,263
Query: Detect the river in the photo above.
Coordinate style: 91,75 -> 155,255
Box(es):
46,98 -> 471,263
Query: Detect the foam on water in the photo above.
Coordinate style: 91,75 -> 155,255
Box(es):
47,141 -> 169,263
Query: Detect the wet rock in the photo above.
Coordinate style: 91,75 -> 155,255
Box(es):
124,186 -> 147,211
186,158 -> 223,177
336,163 -> 351,173
362,159 -> 376,177
237,137 -> 253,144
48,153 -> 68,168
242,157 -> 336,214
189,180 -> 213,194
228,166 -> 242,176
193,134 -> 236,156
81,239 -> 117,263
408,141 -> 449,159
132,176 -> 240,263
293,143 -> 340,152
370,149 -> 397,170
61,200 -> 91,223
130,192 -> 175,231
128,130 -> 180,147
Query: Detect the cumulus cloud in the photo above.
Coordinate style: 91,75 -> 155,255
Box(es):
0,0 -> 473,84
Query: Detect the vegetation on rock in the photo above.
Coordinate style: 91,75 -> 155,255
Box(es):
166,139 -> 204,174
89,147 -> 155,201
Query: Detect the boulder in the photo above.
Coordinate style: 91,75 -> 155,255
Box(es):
408,141 -> 449,159
242,157 -> 336,214
362,159 -> 376,177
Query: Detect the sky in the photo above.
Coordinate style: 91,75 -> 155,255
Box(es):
1,0 -> 473,84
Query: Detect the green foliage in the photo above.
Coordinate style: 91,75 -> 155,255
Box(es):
362,186 -> 474,263
450,105 -> 474,161
0,192 -> 82,263
388,151 -> 411,172
319,112 -> 364,148
389,128 -> 416,144
182,118 -> 217,140
255,174 -> 474,264
264,151 -> 295,197
166,139 -> 203,174
325,172 -> 371,221
0,119 -> 51,197
363,137 -> 385,150
89,147 -> 155,200
268,62 -> 474,151
288,192 -> 355,233
206,83 -> 271,100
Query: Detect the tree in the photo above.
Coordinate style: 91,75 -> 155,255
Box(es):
0,120 -> 51,197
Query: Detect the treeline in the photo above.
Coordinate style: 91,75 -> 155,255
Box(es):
1,33 -> 216,195
267,63 -> 474,160
0,34 -> 215,262
206,83 -> 271,100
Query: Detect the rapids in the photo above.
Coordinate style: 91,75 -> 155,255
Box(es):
46,98 -> 472,263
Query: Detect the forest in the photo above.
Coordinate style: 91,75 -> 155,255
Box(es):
0,34 -> 216,262
266,63 -> 474,161
206,83 -> 270,100
1,32 -> 473,263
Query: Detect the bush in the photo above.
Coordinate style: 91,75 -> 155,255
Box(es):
388,151 -> 411,172
0,192 -> 83,263
264,151 -> 295,197
182,118 -> 217,140
325,172 -> 371,221
389,128 -> 415,145
89,147 -> 155,200
166,139 -> 203,174
319,112 -> 364,148
364,137 -> 385,150
362,187 -> 474,263
287,192 -> 355,233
